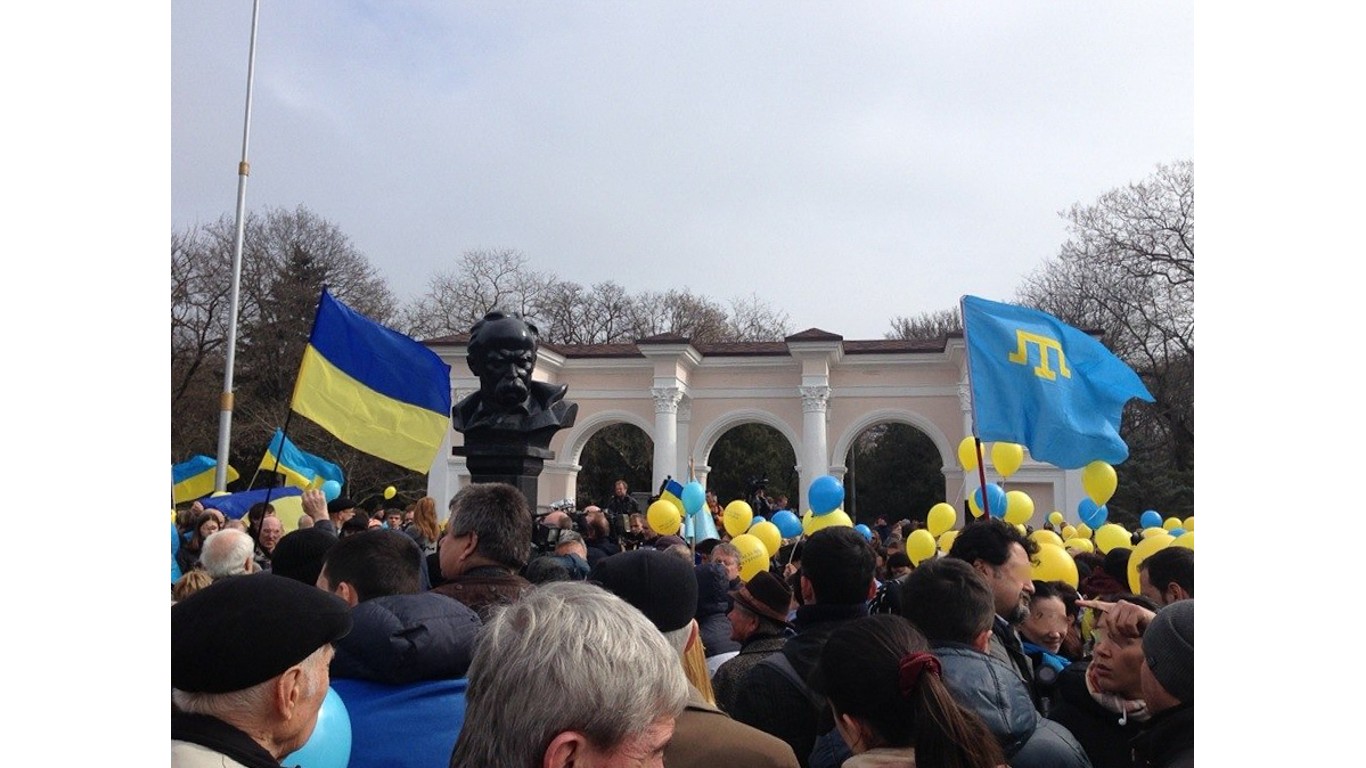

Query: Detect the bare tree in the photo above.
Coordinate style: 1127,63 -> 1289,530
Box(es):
886,307 -> 962,341
401,249 -> 553,338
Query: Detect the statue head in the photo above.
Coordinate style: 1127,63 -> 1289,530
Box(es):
467,311 -> 540,411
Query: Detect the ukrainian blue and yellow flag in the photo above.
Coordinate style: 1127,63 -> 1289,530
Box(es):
660,478 -> 686,516
171,455 -> 239,504
290,290 -> 453,473
259,428 -> 345,490
961,295 -> 1154,469
199,486 -> 304,529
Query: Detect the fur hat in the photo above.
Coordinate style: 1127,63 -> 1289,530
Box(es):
730,570 -> 792,625
172,574 -> 351,693
590,549 -> 697,632
1142,599 -> 1194,703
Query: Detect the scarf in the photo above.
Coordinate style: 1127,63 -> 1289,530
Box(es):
1084,663 -> 1151,725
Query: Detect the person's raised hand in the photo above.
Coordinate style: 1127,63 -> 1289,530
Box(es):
1078,598 -> 1155,639
302,488 -> 328,521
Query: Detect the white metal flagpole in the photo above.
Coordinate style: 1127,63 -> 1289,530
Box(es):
214,0 -> 263,492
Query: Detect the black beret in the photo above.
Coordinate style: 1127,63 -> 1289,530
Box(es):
270,527 -> 338,586
590,549 -> 697,633
328,497 -> 357,515
172,574 -> 352,693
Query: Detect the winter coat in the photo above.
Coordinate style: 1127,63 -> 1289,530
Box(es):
171,712 -> 279,768
1130,704 -> 1193,768
713,634 -> 787,715
664,684 -> 800,768
429,565 -> 533,622
1048,660 -> 1150,768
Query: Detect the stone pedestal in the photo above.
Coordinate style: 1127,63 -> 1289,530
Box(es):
453,444 -> 555,511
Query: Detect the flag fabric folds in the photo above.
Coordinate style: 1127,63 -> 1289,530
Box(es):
961,295 -> 1154,469
684,504 -> 721,543
172,455 -> 239,504
259,428 -> 345,490
290,290 -> 453,473
198,486 -> 303,523
660,478 -> 686,516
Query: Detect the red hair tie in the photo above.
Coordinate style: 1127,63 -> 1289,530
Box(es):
898,652 -> 942,699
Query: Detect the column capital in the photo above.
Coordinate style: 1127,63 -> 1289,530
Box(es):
958,383 -> 973,412
651,387 -> 684,414
799,385 -> 832,413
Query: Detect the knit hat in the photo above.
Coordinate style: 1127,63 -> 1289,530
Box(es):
590,549 -> 697,632
730,570 -> 792,625
172,574 -> 352,693
1142,599 -> 1194,703
270,527 -> 338,586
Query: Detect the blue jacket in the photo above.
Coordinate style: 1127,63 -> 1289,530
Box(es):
933,643 -> 1093,768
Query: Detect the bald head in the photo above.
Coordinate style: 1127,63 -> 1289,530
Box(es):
201,529 -> 258,580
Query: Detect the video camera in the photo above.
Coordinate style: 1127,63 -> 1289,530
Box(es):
531,498 -> 580,555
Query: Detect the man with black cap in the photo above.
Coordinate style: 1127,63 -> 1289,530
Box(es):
1133,599 -> 1194,768
591,548 -> 800,768
171,574 -> 352,767
712,570 -> 792,716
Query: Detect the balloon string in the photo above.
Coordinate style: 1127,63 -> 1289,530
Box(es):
974,437 -> 991,518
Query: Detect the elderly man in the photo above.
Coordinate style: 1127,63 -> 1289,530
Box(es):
712,570 -> 792,715
450,581 -> 688,768
171,574 -> 352,766
255,515 -> 284,570
429,482 -> 534,620
199,529 -> 260,581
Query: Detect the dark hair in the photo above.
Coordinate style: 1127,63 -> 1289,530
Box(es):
1101,548 -> 1132,585
801,527 -> 876,605
948,517 -> 1038,567
813,615 -> 1004,768
887,552 -> 913,570
1138,546 -> 1193,597
320,529 -> 422,601
448,483 -> 533,570
900,558 -> 995,644
524,554 -> 574,584
1032,580 -> 1081,622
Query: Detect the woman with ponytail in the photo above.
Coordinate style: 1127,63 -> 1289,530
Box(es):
812,614 -> 1004,768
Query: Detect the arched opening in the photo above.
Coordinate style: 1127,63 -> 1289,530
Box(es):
575,423 -> 653,509
843,422 -> 944,526
706,423 -> 798,510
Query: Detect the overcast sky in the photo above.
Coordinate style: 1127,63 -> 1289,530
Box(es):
172,2 -> 1193,340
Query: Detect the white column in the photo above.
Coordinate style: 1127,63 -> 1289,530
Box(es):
799,385 -> 832,513
651,387 -> 683,489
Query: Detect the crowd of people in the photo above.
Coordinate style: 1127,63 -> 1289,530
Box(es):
171,479 -> 1194,768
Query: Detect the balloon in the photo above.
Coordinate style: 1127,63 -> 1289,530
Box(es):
957,436 -> 979,470
1077,498 -> 1107,528
1048,511 -> 1064,527
1182,515 -> 1195,532
1172,531 -> 1195,550
1163,516 -> 1181,531
750,521 -> 782,557
682,481 -> 707,517
1030,529 -> 1064,549
1141,526 -> 1168,539
647,500 -> 681,536
284,687 -> 352,768
990,442 -> 1024,478
973,484 -> 1008,519
1060,524 -> 1077,540
1081,461 -> 1118,506
808,476 -> 845,515
1094,523 -> 1131,554
1139,510 -> 1162,529
1064,537 -> 1095,554
854,524 -> 874,542
967,493 -> 984,518
906,529 -> 937,565
771,509 -> 802,539
937,529 -> 959,553
731,533 -> 770,581
1031,543 -> 1079,588
383,485 -> 397,500
1128,533 -> 1175,593
1075,523 -> 1092,540
1015,524 -> 1028,536
723,500 -> 754,538
1167,527 -> 1185,537
1004,490 -> 1034,525
321,480 -> 342,503
803,509 -> 852,535
926,502 -> 956,537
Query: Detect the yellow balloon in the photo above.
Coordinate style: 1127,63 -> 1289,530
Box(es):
927,502 -> 957,537
1128,533 -> 1175,593
938,529 -> 959,553
1060,524 -> 1077,540
1075,523 -> 1092,540
804,509 -> 852,535
750,520 -> 782,558
1030,529 -> 1064,549
906,529 -> 937,565
1015,524 -> 1028,536
1182,515 -> 1195,532
991,442 -> 1024,478
723,500 -> 754,538
1094,523 -> 1131,554
1031,543 -> 1079,588
1163,516 -> 1181,531
1048,511 -> 1064,526
384,485 -> 397,500
1004,490 -> 1034,525
1142,526 -> 1168,539
958,436 -> 980,470
1081,461 -> 1118,506
647,500 -> 681,536
1172,531 -> 1195,550
1064,537 -> 1095,554
967,494 -> 985,518
731,533 -> 770,582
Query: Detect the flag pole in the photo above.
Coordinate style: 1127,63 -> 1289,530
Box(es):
959,296 -> 992,519
214,0 -> 264,491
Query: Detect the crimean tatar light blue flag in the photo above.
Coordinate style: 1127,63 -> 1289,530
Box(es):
961,295 -> 1154,469
290,290 -> 452,473
172,455 -> 240,504
259,428 -> 345,490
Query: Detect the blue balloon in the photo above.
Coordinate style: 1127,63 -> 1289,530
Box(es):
1139,509 -> 1162,529
1169,528 -> 1185,537
772,509 -> 802,538
747,515 -> 768,531
974,484 -> 1008,518
682,481 -> 706,517
321,480 -> 342,503
1078,498 -> 1109,528
809,475 -> 845,515
854,524 -> 873,541
171,521 -> 182,583
284,687 -> 352,768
